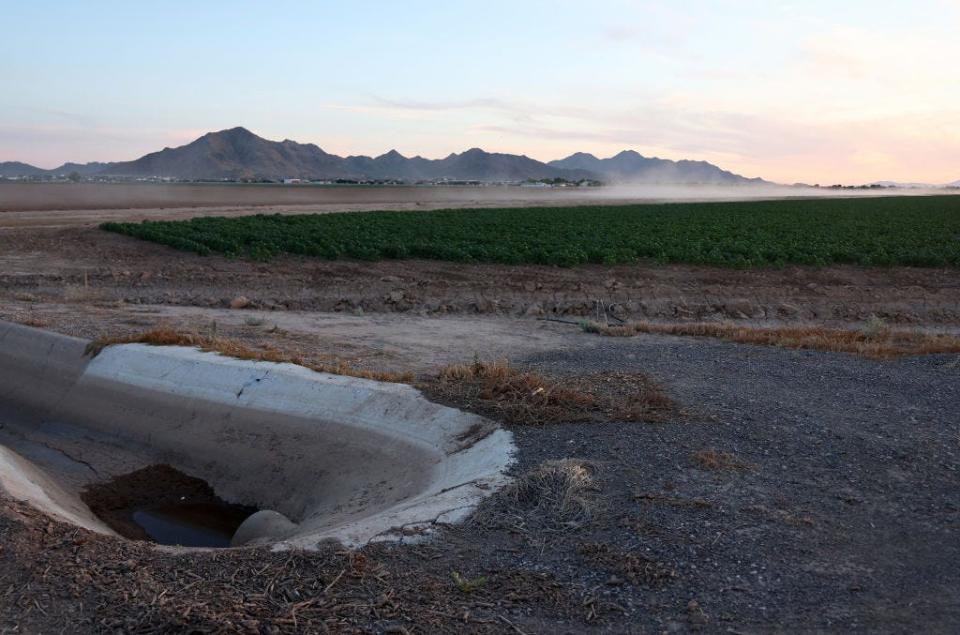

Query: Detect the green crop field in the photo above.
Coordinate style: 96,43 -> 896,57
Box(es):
101,195 -> 960,268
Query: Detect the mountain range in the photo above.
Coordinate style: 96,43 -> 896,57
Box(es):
0,126 -> 769,184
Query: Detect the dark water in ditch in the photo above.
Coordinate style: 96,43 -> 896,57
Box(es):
132,502 -> 257,548
82,465 -> 259,548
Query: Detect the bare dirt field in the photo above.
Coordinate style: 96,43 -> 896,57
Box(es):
3,181 -> 946,228
0,182 -> 643,228
1,190 -> 959,633
2,182 -> 611,213
3,225 -> 959,331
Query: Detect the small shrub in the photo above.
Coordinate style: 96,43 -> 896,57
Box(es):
474,459 -> 601,530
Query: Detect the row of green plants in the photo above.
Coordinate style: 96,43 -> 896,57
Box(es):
101,195 -> 960,268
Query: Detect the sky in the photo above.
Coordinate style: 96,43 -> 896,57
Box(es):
1,0 -> 958,184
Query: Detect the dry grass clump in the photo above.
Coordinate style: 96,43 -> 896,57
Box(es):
428,360 -> 674,425
577,543 -> 677,587
435,360 -> 594,424
15,315 -> 48,328
581,319 -> 960,360
475,459 -> 600,530
584,370 -> 675,421
743,504 -> 816,527
85,327 -> 414,383
692,449 -> 751,472
62,284 -> 109,303
633,491 -> 714,509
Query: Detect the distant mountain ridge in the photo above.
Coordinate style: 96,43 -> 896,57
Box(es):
548,150 -> 766,185
0,161 -> 49,177
0,160 -> 111,178
1,126 -> 765,184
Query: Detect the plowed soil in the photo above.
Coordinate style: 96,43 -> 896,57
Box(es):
2,224 -> 959,329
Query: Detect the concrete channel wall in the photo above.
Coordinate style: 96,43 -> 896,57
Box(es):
0,321 -> 515,548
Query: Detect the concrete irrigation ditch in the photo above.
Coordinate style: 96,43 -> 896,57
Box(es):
0,321 -> 515,549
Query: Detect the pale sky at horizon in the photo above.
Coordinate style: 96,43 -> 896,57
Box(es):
1,0 -> 958,184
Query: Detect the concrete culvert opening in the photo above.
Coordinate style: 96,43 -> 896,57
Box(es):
0,321 -> 515,549
81,465 -> 259,548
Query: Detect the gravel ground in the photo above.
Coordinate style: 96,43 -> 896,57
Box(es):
502,335 -> 960,632
2,330 -> 958,633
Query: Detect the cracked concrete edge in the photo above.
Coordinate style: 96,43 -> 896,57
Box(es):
85,343 -> 502,456
277,428 -> 516,549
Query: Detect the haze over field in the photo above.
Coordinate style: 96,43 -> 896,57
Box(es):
1,1 -> 959,186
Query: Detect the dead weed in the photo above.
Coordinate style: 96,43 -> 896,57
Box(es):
85,327 -> 414,383
578,543 -> 677,587
474,459 -> 601,530
633,491 -> 714,509
692,449 -> 752,472
427,360 -> 674,425
581,320 -> 960,360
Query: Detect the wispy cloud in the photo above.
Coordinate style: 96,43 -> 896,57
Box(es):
321,96 -> 600,128
372,97 -> 515,112
472,100 -> 960,184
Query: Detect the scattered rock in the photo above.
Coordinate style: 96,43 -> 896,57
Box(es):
777,303 -> 801,317
724,300 -> 763,319
471,298 -> 499,313
687,599 -> 710,628
523,302 -> 545,317
229,295 -> 251,309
